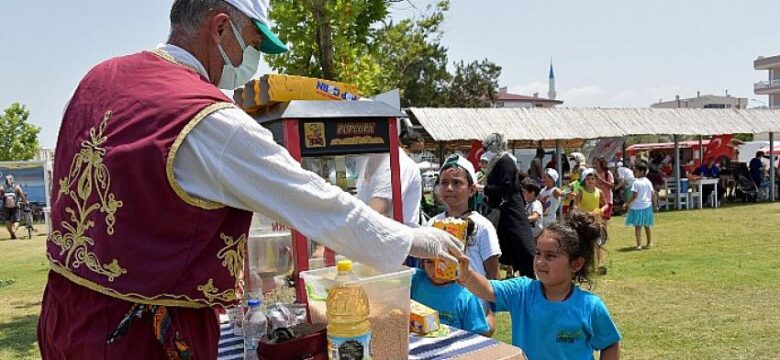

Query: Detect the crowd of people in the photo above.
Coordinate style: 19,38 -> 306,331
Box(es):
406,132 -> 780,358
640,149 -> 780,206
402,132 -> 639,359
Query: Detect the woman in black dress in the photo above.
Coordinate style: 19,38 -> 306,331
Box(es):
481,133 -> 536,278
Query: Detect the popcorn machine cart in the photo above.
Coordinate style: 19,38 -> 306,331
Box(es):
251,100 -> 407,303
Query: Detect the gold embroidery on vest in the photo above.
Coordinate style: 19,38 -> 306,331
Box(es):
197,233 -> 247,302
217,233 -> 246,277
197,279 -> 237,303
49,110 -> 127,282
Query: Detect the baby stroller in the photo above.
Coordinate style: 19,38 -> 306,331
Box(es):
734,175 -> 758,203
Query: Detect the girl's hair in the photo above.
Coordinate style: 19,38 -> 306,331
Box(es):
522,180 -> 541,197
633,160 -> 649,175
596,157 -> 608,170
400,130 -> 424,147
541,210 -> 603,286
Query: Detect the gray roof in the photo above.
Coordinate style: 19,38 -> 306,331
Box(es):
254,100 -> 405,124
407,107 -> 780,141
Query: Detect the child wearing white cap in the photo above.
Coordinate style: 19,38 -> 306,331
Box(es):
575,168 -> 610,275
427,154 -> 502,335
539,168 -> 562,227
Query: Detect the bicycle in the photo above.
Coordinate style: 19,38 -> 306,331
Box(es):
20,201 -> 34,239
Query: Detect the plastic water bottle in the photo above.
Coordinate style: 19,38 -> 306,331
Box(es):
229,306 -> 245,336
242,299 -> 267,360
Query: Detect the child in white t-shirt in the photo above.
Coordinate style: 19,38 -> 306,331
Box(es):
521,181 -> 544,238
623,161 -> 656,250
539,168 -> 562,227
428,154 -> 502,335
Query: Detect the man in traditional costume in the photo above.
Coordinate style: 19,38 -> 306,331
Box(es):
38,0 -> 462,358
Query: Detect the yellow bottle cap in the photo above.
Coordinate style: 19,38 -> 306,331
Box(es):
337,260 -> 353,272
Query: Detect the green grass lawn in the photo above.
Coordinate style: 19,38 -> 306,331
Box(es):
2,203 -> 780,359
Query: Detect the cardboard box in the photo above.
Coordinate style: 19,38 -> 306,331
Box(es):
410,300 -> 440,335
431,218 -> 467,281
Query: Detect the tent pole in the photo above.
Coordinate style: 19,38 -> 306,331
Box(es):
771,132 -> 776,202
438,142 -> 445,167
555,140 -> 563,218
698,135 -> 703,164
622,140 -> 627,165
674,135 -> 681,210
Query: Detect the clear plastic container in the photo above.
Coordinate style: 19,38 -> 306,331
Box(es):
301,263 -> 414,360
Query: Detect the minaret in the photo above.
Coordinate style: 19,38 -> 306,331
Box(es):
548,59 -> 557,100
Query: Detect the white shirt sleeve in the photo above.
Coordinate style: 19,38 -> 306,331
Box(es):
355,150 -> 422,226
172,106 -> 413,273
531,200 -> 543,216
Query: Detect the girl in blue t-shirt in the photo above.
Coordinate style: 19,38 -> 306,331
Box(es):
457,210 -> 621,360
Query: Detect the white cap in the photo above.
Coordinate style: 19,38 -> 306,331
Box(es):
441,155 -> 477,184
223,0 -> 288,54
581,168 -> 596,178
544,168 -> 559,183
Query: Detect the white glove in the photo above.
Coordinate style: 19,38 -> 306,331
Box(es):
408,227 -> 465,264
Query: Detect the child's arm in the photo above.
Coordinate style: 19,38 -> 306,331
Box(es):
483,255 -> 500,280
528,210 -> 541,223
598,189 -> 608,215
623,191 -> 638,211
573,190 -> 582,209
600,342 -> 620,360
457,257 -> 496,302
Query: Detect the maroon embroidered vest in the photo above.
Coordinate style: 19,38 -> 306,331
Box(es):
48,50 -> 252,308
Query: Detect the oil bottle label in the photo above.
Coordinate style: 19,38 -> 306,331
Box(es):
328,332 -> 371,360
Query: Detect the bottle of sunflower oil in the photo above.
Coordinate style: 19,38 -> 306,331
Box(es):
326,260 -> 372,359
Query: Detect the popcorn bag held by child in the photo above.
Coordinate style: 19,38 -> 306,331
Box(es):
431,218 -> 468,281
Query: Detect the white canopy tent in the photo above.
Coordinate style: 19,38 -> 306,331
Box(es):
407,107 -> 780,208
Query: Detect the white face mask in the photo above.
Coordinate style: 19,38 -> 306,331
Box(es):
217,20 -> 261,90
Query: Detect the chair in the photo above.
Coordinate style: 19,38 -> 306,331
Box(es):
664,178 -> 693,210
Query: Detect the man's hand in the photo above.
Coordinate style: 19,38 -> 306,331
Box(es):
408,227 -> 465,264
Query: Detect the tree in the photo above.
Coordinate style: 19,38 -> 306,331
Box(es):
267,0 -> 502,108
0,103 -> 40,161
374,1 -> 452,107
444,59 -> 502,108
268,0 -> 388,89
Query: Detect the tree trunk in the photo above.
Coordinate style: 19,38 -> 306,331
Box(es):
309,0 -> 334,80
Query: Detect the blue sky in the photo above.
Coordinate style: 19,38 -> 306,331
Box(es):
1,0 -> 778,147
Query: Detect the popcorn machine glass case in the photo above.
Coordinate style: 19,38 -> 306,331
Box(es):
252,100 -> 406,303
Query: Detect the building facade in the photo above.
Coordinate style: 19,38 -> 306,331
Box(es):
754,54 -> 780,109
493,87 -> 563,108
651,93 -> 747,109
493,62 -> 563,108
